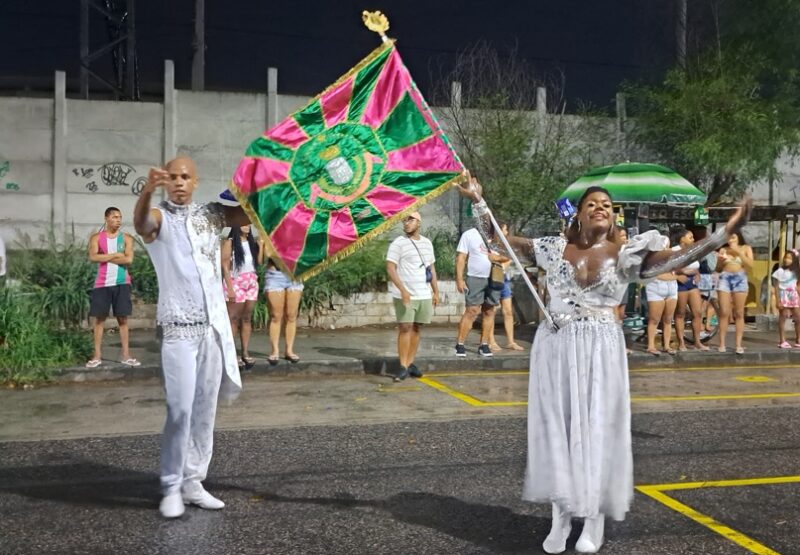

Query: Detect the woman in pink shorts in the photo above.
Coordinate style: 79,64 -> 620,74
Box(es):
222,225 -> 260,369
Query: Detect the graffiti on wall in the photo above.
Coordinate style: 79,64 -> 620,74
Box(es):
0,160 -> 20,191
70,162 -> 148,195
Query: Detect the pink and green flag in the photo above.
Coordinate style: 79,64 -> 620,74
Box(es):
229,40 -> 465,280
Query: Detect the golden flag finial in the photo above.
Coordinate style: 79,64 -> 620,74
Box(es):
362,10 -> 390,42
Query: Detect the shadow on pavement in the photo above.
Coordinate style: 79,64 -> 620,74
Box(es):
243,486 -> 562,553
0,460 -> 160,509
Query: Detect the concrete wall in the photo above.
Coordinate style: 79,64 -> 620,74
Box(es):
3,61 -> 800,280
0,97 -> 54,238
0,63 -> 460,244
305,280 -> 465,329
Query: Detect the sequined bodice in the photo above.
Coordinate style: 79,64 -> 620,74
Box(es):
534,232 -> 665,325
543,240 -> 627,316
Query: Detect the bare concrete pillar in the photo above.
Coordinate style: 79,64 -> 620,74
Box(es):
536,87 -> 547,113
53,71 -> 67,236
616,92 -> 627,154
163,60 -> 176,164
451,81 -> 462,111
267,67 -> 278,128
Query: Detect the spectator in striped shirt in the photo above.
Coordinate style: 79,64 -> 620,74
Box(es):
386,211 -> 439,381
86,206 -> 139,368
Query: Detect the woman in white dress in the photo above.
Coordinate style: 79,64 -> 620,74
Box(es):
459,177 -> 751,553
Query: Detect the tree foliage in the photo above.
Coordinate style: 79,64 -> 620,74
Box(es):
433,42 -> 613,233
625,0 -> 800,204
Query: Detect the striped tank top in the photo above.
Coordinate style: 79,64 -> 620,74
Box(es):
94,230 -> 131,288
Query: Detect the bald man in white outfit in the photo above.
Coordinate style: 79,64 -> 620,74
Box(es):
134,157 -> 251,518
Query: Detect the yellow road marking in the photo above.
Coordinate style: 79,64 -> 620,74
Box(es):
642,475 -> 800,491
630,392 -> 800,402
735,376 -> 777,383
428,363 -> 800,378
637,485 -> 782,555
415,377 -> 484,406
632,363 -> 800,373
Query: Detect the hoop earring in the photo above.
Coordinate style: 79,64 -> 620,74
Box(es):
577,219 -> 582,232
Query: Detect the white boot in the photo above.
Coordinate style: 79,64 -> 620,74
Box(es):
542,503 -> 572,554
576,514 -> 605,553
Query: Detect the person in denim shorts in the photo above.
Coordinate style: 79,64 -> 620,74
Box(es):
671,227 -> 709,351
645,234 -> 678,355
262,259 -> 304,365
486,222 -> 524,352
716,231 -> 753,354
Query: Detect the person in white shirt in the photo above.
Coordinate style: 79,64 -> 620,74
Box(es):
772,249 -> 800,348
454,226 -> 501,357
386,211 -> 439,381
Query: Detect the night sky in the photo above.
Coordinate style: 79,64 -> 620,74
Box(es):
0,0 -> 676,109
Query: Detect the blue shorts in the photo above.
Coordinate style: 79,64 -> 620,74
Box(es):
677,279 -> 698,292
717,271 -> 748,294
264,269 -> 304,292
500,278 -> 512,300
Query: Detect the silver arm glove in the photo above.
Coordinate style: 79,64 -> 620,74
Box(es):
471,199 -> 536,266
640,227 -> 728,280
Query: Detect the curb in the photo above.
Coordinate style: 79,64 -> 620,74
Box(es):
53,350 -> 800,384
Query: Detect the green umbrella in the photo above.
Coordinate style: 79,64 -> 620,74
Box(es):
558,162 -> 707,205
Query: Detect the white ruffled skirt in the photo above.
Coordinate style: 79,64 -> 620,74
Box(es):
522,318 -> 633,521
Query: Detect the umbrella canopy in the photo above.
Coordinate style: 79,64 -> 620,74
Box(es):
558,162 -> 707,205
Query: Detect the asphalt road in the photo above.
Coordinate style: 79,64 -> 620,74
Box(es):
2,405 -> 799,554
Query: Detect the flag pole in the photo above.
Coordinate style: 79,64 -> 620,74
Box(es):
485,208 -> 556,329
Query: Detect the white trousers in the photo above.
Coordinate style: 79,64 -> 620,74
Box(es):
160,326 -> 223,495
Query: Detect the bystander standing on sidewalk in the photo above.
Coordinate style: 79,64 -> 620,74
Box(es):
772,249 -> 800,348
222,225 -> 260,369
262,256 -> 304,366
671,226 -> 709,351
645,234 -> 678,356
454,225 -> 500,357
717,231 -> 753,354
86,207 -> 140,368
385,211 -> 438,381
486,222 -> 523,352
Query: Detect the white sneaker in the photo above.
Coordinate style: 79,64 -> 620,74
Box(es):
182,485 -> 225,510
159,492 -> 185,518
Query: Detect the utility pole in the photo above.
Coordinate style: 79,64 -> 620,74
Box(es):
192,0 -> 205,91
676,0 -> 687,69
80,0 -> 89,98
78,0 -> 138,100
126,0 -> 136,98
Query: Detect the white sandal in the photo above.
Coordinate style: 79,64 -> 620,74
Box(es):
85,359 -> 102,368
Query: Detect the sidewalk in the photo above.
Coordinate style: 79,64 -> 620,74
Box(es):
56,323 -> 800,383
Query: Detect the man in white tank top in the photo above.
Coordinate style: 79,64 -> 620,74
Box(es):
134,156 -> 251,518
